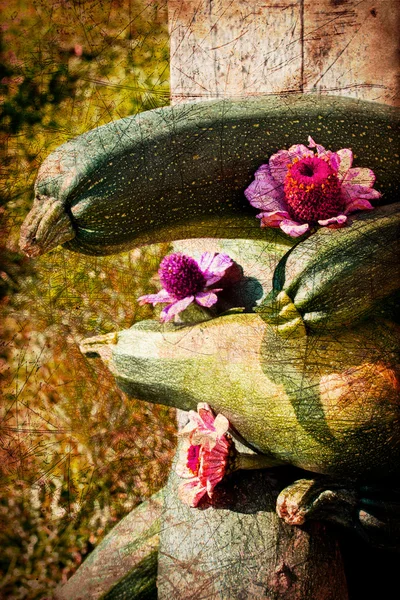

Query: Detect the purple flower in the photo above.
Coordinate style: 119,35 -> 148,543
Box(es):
245,136 -> 381,237
138,252 -> 233,322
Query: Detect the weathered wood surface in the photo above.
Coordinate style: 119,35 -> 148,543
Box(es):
168,0 -> 399,105
158,456 -> 349,600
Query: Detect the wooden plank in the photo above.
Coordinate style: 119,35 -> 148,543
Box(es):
168,0 -> 303,101
161,1 -> 399,598
303,0 -> 400,105
158,464 -> 349,600
168,0 -> 399,105
54,492 -> 162,600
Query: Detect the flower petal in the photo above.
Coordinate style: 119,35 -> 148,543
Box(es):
197,252 -> 216,273
269,146 -> 314,182
191,432 -> 218,450
327,152 -> 340,172
259,210 -> 310,237
181,415 -> 207,438
342,183 -> 381,203
204,252 -> 233,274
308,136 -> 325,153
205,472 -> 224,493
197,403 -> 217,429
318,215 -> 347,227
257,210 -> 292,228
199,252 -> 233,285
344,198 -> 376,214
176,404 -> 232,506
178,479 -> 208,507
336,148 -> 353,180
195,291 -> 219,308
137,289 -> 174,305
288,144 -> 314,162
213,413 -> 230,437
343,167 -> 376,187
280,219 -> 310,237
244,164 -> 285,209
160,296 -> 194,322
190,405 -> 228,448
197,402 -> 212,413
180,411 -> 203,436
176,438 -> 197,478
246,137 -> 380,237
249,191 -> 287,213
308,137 -> 342,169
204,273 -> 225,286
268,150 -> 292,183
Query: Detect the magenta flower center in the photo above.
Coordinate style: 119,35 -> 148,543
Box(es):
284,156 -> 344,222
159,253 -> 206,300
186,444 -> 201,476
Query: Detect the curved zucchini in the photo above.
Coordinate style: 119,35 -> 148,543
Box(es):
55,490 -> 162,600
80,314 -> 400,479
257,202 -> 400,332
20,95 -> 399,257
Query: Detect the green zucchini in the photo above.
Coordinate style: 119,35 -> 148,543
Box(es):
80,314 -> 400,479
20,95 -> 399,257
257,202 -> 400,333
102,550 -> 158,600
55,490 -> 162,600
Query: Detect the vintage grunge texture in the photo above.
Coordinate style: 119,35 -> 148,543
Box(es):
1,1 -> 399,599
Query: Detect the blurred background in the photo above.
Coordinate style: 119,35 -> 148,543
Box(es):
0,1 -> 177,598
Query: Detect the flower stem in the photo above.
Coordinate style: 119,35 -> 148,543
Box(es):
234,453 -> 285,472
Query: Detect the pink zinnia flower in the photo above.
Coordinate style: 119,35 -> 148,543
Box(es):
138,252 -> 233,322
245,136 -> 381,237
176,403 -> 233,507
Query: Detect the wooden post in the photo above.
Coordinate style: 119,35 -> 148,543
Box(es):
168,0 -> 399,105
155,1 -> 399,598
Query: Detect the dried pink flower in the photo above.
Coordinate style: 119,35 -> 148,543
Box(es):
245,136 -> 381,237
176,403 -> 233,507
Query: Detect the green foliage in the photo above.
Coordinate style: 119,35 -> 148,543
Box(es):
0,1 -> 174,598
0,0 -> 169,210
1,247 -> 176,599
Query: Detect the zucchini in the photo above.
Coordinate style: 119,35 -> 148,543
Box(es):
80,314 -> 400,479
257,203 -> 400,333
54,490 -> 162,600
20,95 -> 399,257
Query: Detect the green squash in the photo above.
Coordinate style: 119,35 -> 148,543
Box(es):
20,95 -> 399,257
81,311 -> 400,480
258,203 -> 400,332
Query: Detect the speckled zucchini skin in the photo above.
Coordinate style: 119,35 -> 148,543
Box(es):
258,202 -> 400,332
20,95 -> 399,256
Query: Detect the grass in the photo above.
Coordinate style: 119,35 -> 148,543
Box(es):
0,1 -> 176,597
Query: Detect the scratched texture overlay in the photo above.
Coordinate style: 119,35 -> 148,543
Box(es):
1,1 -> 399,600
0,2 -> 176,598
